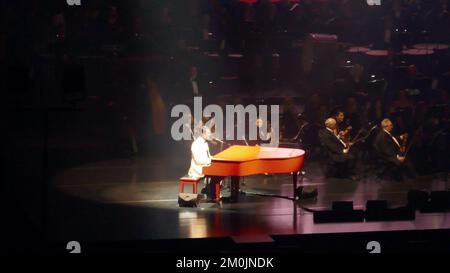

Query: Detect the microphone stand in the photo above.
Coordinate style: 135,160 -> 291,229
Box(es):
242,136 -> 249,146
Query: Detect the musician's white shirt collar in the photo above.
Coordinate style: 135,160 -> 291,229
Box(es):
326,127 -> 347,150
383,129 -> 401,147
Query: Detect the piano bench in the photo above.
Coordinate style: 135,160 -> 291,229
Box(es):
179,176 -> 201,194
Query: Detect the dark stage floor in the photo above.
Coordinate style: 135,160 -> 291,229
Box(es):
47,155 -> 450,248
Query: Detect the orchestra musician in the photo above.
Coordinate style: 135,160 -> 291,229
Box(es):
247,117 -> 272,146
333,110 -> 352,144
373,118 -> 418,181
318,118 -> 360,181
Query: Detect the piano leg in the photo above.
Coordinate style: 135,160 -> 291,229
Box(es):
209,176 -> 224,202
292,172 -> 298,201
230,176 -> 240,200
215,182 -> 220,202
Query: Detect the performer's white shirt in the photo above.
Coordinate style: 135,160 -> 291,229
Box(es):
188,136 -> 211,178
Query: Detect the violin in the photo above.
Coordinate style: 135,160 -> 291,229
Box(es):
339,125 -> 353,143
342,128 -> 364,150
399,133 -> 408,155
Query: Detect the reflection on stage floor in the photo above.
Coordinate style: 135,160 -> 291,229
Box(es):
49,156 -> 450,243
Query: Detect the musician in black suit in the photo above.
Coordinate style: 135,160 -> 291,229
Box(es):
318,118 -> 359,181
373,118 -> 417,181
171,65 -> 206,104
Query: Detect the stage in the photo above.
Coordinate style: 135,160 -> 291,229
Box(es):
47,155 -> 450,252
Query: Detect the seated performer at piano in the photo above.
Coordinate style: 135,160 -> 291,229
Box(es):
318,118 -> 360,181
187,125 -> 227,200
373,118 -> 417,181
187,126 -> 214,195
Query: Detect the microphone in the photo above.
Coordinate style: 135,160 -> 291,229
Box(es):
365,122 -> 377,132
242,135 -> 249,146
369,124 -> 378,131
290,3 -> 299,11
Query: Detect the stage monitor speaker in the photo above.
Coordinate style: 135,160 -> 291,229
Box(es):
365,200 -> 388,221
313,201 -> 364,223
409,190 -> 450,213
295,186 -> 318,200
178,193 -> 199,207
407,190 -> 429,210
332,201 -> 354,212
428,191 -> 450,211
365,200 -> 415,221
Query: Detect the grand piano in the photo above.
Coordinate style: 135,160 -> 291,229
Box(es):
203,145 -> 305,201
